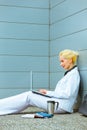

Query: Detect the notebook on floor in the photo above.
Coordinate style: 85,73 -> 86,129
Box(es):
32,90 -> 52,98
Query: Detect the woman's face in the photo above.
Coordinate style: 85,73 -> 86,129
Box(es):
59,56 -> 73,70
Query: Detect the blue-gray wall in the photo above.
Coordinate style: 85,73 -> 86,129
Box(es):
0,0 -> 87,100
0,0 -> 50,98
50,0 -> 87,100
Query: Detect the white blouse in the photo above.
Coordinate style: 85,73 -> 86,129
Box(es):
47,67 -> 80,113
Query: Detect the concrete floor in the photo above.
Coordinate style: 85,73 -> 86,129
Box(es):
0,107 -> 87,130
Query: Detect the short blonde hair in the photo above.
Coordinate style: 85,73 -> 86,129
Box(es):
59,49 -> 79,64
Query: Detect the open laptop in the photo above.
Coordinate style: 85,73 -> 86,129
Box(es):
32,90 -> 52,98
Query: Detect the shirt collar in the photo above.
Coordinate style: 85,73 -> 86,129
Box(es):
64,65 -> 77,76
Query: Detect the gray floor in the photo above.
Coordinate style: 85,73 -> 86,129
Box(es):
0,107 -> 87,130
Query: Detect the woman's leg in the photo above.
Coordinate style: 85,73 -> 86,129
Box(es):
0,91 -> 31,115
0,91 -> 50,115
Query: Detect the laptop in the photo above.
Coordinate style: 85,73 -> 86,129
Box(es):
32,90 -> 52,98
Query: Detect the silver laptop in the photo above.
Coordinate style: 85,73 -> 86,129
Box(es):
32,90 -> 52,98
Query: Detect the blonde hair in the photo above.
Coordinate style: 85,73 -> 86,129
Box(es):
59,49 -> 79,64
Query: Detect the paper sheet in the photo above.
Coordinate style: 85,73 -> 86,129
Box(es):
21,114 -> 35,118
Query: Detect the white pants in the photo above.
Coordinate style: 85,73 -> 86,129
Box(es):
0,91 -> 66,115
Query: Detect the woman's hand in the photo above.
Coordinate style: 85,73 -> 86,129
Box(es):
39,89 -> 47,94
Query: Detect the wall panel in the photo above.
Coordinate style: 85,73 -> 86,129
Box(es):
50,72 -> 63,90
0,56 -> 49,72
0,23 -> 49,40
32,72 -> 49,90
0,6 -> 49,24
50,56 -> 62,72
0,72 -> 48,89
78,50 -> 87,70
0,0 -> 49,98
0,0 -> 49,8
50,30 -> 87,56
0,72 -> 30,89
50,0 -> 87,24
0,40 -> 49,56
51,9 -> 87,40
50,0 -> 65,8
0,89 -> 29,98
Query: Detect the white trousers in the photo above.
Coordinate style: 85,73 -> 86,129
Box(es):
0,91 -> 66,115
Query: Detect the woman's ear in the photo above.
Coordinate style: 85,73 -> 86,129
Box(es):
69,58 -> 73,64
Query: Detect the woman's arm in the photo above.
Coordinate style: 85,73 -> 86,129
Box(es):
54,71 -> 80,99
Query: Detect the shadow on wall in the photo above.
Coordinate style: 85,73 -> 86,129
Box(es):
79,73 -> 84,101
73,72 -> 83,112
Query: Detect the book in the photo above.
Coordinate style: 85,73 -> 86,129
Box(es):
21,112 -> 53,118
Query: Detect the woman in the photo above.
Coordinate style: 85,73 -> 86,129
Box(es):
0,49 -> 80,115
